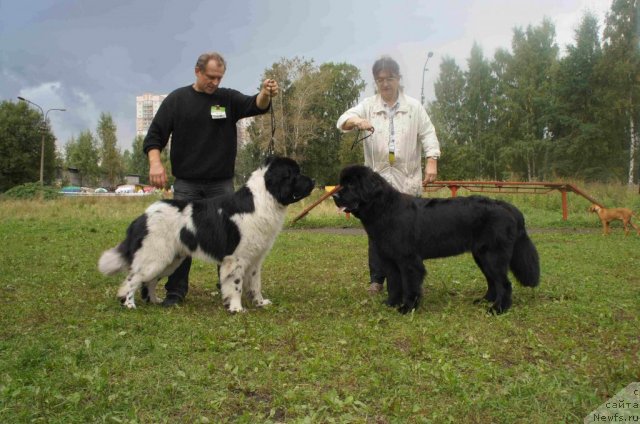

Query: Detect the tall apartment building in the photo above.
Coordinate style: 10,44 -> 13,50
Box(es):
136,93 -> 167,137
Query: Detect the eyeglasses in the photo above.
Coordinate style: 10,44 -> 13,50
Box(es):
375,77 -> 398,85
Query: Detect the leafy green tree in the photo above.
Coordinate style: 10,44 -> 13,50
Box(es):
65,131 -> 100,186
97,112 -> 123,187
124,135 -> 149,184
496,19 -> 559,181
598,0 -> 640,184
252,57 -> 317,160
463,43 -> 498,178
551,12 -> 609,180
239,58 -> 365,185
0,100 -> 56,191
430,57 -> 466,146
429,57 -> 469,179
304,62 -> 365,185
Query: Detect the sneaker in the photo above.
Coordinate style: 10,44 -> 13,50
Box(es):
367,282 -> 384,294
161,294 -> 183,307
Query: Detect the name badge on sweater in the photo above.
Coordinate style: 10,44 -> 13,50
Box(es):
211,105 -> 226,119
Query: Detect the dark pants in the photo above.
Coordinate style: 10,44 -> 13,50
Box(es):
165,177 -> 235,299
368,237 -> 386,285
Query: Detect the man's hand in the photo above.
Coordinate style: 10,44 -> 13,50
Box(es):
261,79 -> 279,97
148,149 -> 167,188
257,79 -> 279,109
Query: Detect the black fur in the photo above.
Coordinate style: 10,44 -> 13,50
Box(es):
264,156 -> 314,205
333,165 -> 540,314
116,214 -> 148,265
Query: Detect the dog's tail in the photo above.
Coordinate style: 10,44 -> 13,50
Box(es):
99,214 -> 147,276
503,203 -> 540,287
98,246 -> 128,276
510,228 -> 540,288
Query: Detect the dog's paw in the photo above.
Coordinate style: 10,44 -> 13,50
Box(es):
227,304 -> 246,314
397,304 -> 415,315
255,298 -> 272,307
488,304 -> 507,315
121,298 -> 137,309
488,297 -> 512,315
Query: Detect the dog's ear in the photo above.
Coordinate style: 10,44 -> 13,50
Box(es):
356,169 -> 385,203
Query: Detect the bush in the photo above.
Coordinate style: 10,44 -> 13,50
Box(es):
2,182 -> 61,200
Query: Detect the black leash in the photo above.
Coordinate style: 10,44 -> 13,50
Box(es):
351,129 -> 373,151
266,91 -> 276,157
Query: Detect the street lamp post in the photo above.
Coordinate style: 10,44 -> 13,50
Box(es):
17,97 -> 66,185
420,51 -> 434,107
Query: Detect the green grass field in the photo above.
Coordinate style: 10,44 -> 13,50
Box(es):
0,189 -> 639,423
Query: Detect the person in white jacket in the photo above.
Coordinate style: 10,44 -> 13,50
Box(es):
336,55 -> 441,294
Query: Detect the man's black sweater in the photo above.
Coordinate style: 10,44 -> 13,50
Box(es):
143,85 -> 268,181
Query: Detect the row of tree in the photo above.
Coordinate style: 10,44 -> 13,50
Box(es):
1,0 -> 637,192
0,101 -> 166,191
63,127 -> 164,188
429,0 -> 639,183
239,1 -> 639,185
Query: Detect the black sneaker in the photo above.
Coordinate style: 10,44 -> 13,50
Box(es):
161,294 -> 183,307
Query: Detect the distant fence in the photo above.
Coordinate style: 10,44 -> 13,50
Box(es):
423,181 -> 602,221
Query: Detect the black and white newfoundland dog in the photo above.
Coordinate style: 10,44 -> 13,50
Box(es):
99,157 -> 314,312
333,165 -> 540,315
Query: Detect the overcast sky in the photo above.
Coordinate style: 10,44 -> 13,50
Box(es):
0,0 -> 612,152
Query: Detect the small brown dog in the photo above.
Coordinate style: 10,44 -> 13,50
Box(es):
589,204 -> 640,236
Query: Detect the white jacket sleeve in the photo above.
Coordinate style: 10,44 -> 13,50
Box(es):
418,107 -> 441,158
336,101 -> 367,133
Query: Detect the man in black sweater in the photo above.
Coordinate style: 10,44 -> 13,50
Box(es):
143,51 -> 279,307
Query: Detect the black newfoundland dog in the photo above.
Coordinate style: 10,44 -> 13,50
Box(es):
333,165 -> 540,314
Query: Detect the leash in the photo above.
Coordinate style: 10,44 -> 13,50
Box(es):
266,100 -> 276,156
266,84 -> 276,157
351,129 -> 373,151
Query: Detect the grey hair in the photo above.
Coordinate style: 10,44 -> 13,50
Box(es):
196,52 -> 227,72
372,55 -> 401,78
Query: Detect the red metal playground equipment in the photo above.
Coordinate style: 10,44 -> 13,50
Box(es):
291,180 -> 603,224
423,180 -> 603,221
